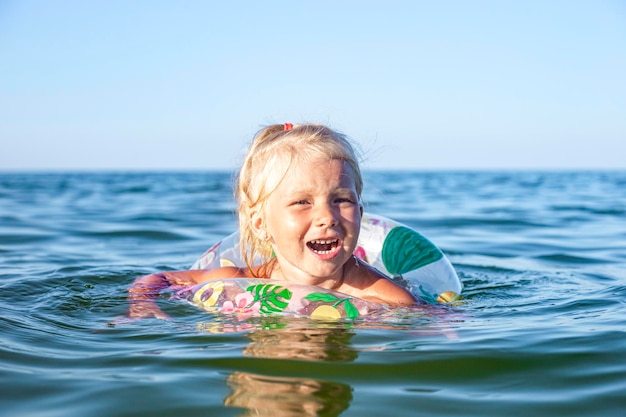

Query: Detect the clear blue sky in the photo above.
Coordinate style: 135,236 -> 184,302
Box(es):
1,0 -> 625,171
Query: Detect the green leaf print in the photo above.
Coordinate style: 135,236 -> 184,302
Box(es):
341,299 -> 359,319
381,226 -> 444,275
304,292 -> 340,303
246,284 -> 293,314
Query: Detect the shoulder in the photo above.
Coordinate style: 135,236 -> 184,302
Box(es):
162,266 -> 251,286
198,266 -> 252,281
166,262 -> 274,285
344,259 -> 417,306
366,275 -> 417,306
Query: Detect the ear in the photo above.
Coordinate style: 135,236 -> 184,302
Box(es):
359,203 -> 364,218
250,208 -> 265,239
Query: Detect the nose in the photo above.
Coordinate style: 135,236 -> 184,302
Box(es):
314,202 -> 337,228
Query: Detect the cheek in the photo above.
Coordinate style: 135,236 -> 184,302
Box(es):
270,213 -> 309,243
341,206 -> 361,223
345,212 -> 362,236
282,215 -> 305,236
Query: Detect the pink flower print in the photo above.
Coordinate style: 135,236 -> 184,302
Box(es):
353,246 -> 367,260
221,292 -> 260,315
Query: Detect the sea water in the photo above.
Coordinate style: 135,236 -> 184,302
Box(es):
1,171 -> 625,417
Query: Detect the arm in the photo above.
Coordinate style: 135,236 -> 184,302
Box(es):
367,277 -> 419,307
127,267 -> 247,319
342,260 -> 419,307
127,272 -> 172,319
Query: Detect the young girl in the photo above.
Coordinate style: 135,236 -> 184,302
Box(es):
128,123 -> 417,319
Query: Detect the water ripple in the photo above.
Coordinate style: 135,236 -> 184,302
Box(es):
2,171 -> 626,416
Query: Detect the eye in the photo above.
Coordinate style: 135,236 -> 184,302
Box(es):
335,196 -> 356,204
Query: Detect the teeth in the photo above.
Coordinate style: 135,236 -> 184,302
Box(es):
307,239 -> 339,254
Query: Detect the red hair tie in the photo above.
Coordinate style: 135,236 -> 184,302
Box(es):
283,123 -> 293,131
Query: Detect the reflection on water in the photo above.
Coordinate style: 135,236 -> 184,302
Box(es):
243,321 -> 358,362
225,372 -> 352,417
199,317 -> 357,416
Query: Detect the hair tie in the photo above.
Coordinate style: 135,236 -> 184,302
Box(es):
283,123 -> 293,131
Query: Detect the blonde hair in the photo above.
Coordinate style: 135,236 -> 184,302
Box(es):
236,123 -> 363,275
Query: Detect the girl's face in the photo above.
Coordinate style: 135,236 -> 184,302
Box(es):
258,157 -> 362,286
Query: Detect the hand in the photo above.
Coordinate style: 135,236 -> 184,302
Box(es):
127,300 -> 171,320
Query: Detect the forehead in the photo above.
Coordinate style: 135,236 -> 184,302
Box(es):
277,158 -> 357,192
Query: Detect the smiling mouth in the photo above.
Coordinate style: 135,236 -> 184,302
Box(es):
307,239 -> 340,254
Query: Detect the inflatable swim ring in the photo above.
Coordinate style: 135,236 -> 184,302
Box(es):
178,278 -> 385,320
184,213 -> 461,319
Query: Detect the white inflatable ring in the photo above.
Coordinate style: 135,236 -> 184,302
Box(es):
185,213 -> 462,319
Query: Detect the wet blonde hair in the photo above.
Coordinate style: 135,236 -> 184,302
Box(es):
236,123 -> 363,275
